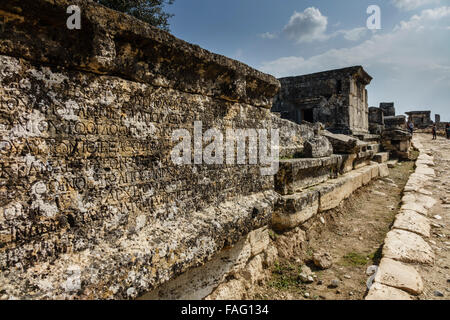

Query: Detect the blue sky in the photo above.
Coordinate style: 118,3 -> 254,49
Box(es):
166,0 -> 450,121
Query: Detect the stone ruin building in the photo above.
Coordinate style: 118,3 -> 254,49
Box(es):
435,114 -> 450,131
369,106 -> 384,135
406,111 -> 433,129
435,114 -> 440,124
379,102 -> 396,117
271,66 -> 373,137
0,0 -> 415,300
367,103 -> 412,160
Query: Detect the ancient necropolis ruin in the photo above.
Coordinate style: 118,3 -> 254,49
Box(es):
0,0 -> 427,301
272,66 -> 372,136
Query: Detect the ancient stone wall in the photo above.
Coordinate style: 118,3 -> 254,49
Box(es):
0,0 -> 280,299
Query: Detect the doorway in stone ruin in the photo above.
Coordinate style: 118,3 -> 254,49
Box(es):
302,108 -> 314,123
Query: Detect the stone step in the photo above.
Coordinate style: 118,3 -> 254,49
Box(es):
273,163 -> 389,230
275,156 -> 342,195
272,190 -> 319,231
373,152 -> 389,163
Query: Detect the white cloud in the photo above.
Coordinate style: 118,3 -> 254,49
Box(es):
283,7 -> 329,43
392,0 -> 441,11
274,8 -> 370,43
259,32 -> 277,39
261,7 -> 450,76
395,5 -> 450,29
260,6 -> 450,120
339,27 -> 369,41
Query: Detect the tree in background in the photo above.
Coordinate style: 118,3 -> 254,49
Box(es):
95,0 -> 175,31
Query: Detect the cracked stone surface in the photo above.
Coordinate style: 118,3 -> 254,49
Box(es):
383,229 -> 435,265
374,258 -> 423,295
393,210 -> 431,238
365,282 -> 412,300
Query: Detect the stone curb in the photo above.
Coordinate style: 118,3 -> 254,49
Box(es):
366,136 -> 436,300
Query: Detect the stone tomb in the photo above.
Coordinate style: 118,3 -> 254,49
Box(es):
406,111 -> 433,129
271,66 -> 373,135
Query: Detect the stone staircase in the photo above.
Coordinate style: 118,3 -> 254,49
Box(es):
273,154 -> 390,232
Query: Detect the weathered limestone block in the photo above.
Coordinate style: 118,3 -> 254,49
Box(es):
417,153 -> 433,161
402,193 -> 437,210
275,156 -> 342,195
382,229 -> 434,265
271,115 -> 314,158
380,103 -> 396,117
339,154 -> 357,173
393,210 -> 431,238
379,163 -> 389,177
362,164 -> 379,185
365,283 -> 412,300
353,151 -> 374,169
272,190 -> 319,231
369,107 -> 385,135
367,143 -> 381,154
318,163 -> 382,211
416,159 -> 434,167
303,136 -> 333,158
400,202 -> 428,216
319,172 -> 361,211
415,166 -> 435,177
142,226 -> 270,300
374,258 -> 423,295
384,116 -> 406,129
321,130 -> 368,154
0,0 -> 281,299
373,152 -> 389,164
369,107 -> 385,124
381,127 -> 412,160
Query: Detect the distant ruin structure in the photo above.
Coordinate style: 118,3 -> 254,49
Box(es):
406,111 -> 433,129
435,114 -> 440,124
272,66 -> 373,136
369,106 -> 385,135
382,115 -> 412,160
380,103 -> 396,117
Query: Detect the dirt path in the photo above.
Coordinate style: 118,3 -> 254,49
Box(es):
414,133 -> 450,299
249,158 -> 416,300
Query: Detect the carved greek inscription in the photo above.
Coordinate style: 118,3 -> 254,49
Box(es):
0,56 -> 273,271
